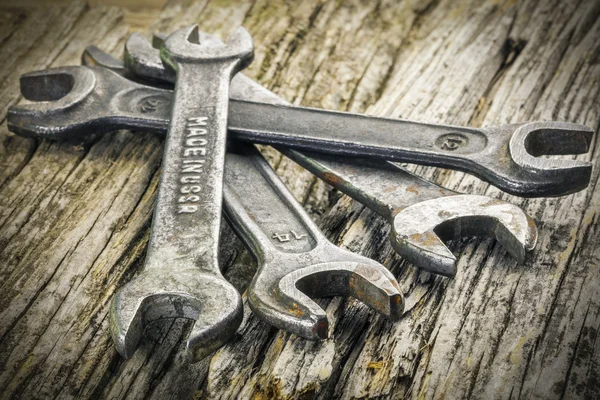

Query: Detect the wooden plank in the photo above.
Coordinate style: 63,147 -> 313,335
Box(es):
0,0 -> 598,398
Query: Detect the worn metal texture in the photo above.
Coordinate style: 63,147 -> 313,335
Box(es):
283,151 -> 537,277
111,25 -> 253,363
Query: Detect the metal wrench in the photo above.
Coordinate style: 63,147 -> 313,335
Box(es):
223,143 -> 402,338
120,33 -> 538,276
123,32 -> 593,198
10,33 -> 592,197
7,50 -> 404,338
114,25 -> 253,362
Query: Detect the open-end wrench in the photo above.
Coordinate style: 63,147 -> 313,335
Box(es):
9,38 -> 538,277
223,143 -> 402,338
113,25 -> 253,362
122,32 -> 593,198
7,51 -> 404,338
282,150 -> 537,276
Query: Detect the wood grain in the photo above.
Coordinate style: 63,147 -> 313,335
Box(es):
0,0 -> 598,398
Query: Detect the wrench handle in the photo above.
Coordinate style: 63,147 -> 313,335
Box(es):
223,144 -> 322,264
227,101 -> 496,162
281,149 -> 455,221
145,64 -> 233,272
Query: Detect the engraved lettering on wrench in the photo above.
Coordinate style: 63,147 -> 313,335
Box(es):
178,116 -> 209,214
436,133 -> 469,151
140,97 -> 165,113
272,230 -> 308,242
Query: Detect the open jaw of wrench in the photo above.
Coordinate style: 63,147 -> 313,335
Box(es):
6,43 -> 404,340
282,150 -> 538,277
8,39 -> 539,277
9,35 -> 593,197
113,25 -> 253,362
126,32 -> 594,198
224,144 -> 403,338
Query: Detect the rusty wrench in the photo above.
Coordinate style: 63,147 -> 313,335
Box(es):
223,143 -> 402,338
112,25 -> 253,362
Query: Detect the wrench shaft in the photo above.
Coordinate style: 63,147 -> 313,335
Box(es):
146,65 -> 231,271
223,145 -> 319,261
280,150 -> 455,221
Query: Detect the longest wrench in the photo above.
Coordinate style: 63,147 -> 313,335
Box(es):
122,33 -> 593,198
10,34 -> 592,197
111,26 -> 253,362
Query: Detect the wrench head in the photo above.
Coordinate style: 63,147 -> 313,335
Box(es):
248,254 -> 404,339
111,269 -> 243,362
83,45 -> 126,74
7,66 -> 96,140
7,65 -> 170,141
507,121 -> 594,195
160,25 -> 253,72
392,194 -> 537,277
125,32 -> 175,83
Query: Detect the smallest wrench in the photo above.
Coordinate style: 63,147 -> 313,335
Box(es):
224,143 -> 403,338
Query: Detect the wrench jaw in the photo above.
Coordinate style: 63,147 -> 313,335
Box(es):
391,195 -> 537,277
249,270 -> 329,339
7,66 -> 97,140
248,257 -> 404,339
160,25 -> 254,74
506,121 -> 594,196
111,270 -> 243,363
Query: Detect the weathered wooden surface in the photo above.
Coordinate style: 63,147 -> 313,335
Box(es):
0,0 -> 599,398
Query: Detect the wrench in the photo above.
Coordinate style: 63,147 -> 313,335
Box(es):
114,25 -> 253,362
123,36 -> 539,277
11,34 -> 592,197
123,32 -> 593,198
8,54 -> 404,338
223,143 -> 403,338
10,37 -> 537,278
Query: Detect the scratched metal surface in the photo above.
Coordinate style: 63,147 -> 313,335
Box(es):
0,0 -> 599,398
